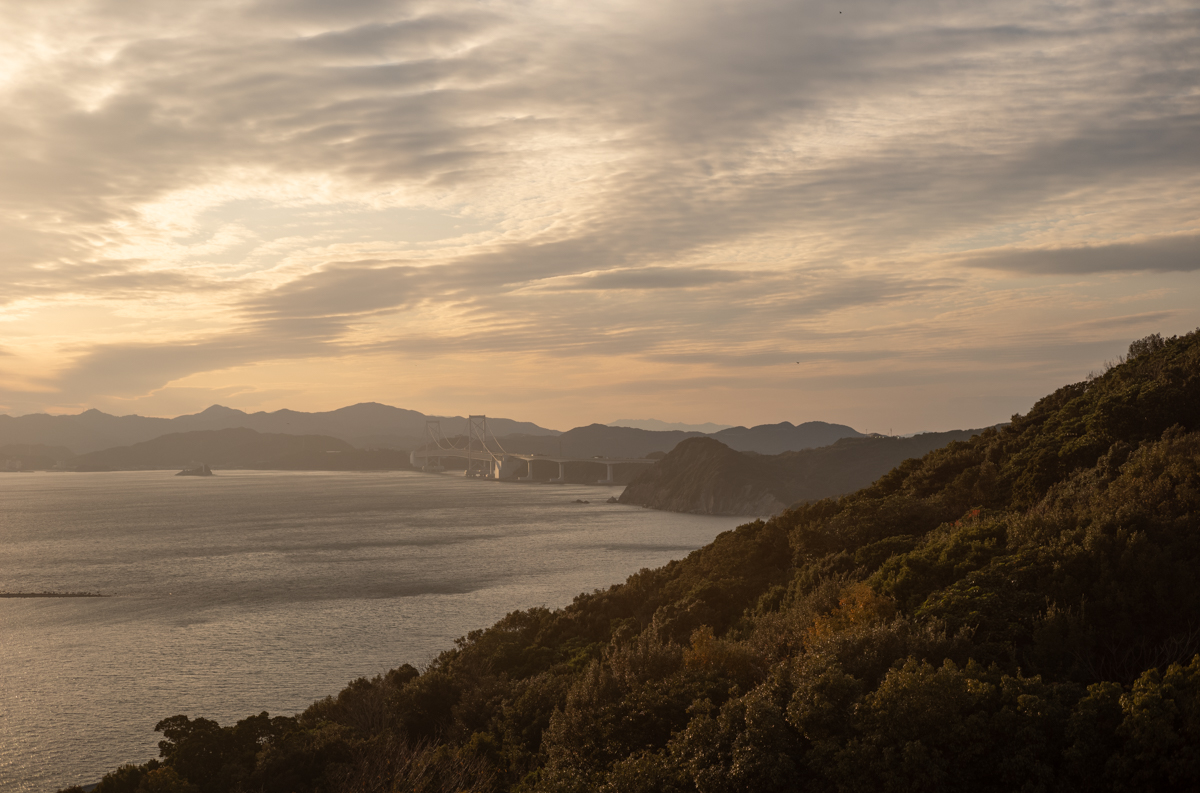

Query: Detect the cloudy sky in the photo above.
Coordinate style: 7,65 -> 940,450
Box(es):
0,0 -> 1196,432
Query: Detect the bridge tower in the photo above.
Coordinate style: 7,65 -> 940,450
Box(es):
422,420 -> 446,472
467,415 -> 490,477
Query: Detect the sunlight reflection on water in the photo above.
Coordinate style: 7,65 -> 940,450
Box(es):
0,470 -> 744,792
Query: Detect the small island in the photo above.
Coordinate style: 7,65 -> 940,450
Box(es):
176,463 -> 214,476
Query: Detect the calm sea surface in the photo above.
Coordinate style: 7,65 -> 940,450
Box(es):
0,470 -> 744,792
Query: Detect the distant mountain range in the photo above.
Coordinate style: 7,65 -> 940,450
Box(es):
0,443 -> 75,471
4,421 -> 867,477
69,428 -> 413,472
0,403 -> 556,455
0,405 -> 867,459
456,421 -> 866,459
608,418 -> 734,433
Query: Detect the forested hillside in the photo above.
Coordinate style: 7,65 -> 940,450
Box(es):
619,428 -> 985,515
71,331 -> 1200,793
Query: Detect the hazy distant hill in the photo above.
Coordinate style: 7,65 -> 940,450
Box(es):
2,402 -> 865,460
487,421 -> 865,459
0,409 -> 173,454
168,403 -> 556,450
620,428 -> 986,515
710,420 -> 865,454
492,424 -> 700,458
0,443 -> 76,471
0,403 -> 558,454
70,428 -> 360,471
608,418 -> 734,433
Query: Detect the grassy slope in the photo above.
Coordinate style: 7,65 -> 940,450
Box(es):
78,331 -> 1200,793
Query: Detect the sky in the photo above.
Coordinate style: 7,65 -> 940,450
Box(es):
0,0 -> 1196,433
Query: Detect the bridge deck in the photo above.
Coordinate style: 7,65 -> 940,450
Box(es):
411,449 -> 656,465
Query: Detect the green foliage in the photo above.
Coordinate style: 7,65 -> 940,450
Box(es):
99,330 -> 1200,791
828,659 -> 1072,792
91,762 -> 159,793
872,514 -> 1008,611
133,767 -> 199,793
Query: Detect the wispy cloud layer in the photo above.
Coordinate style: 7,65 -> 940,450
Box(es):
0,0 -> 1196,430
964,234 -> 1200,274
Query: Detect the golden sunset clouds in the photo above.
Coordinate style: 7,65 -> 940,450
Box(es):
1,0 -> 1197,431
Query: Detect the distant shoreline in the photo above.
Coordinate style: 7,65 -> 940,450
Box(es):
0,591 -> 109,598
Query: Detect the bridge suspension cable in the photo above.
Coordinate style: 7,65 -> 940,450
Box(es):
421,416 -> 510,473
411,414 -> 656,482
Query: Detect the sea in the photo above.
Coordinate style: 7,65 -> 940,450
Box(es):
0,470 -> 745,792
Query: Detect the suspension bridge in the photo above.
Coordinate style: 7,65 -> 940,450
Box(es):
409,416 -> 656,484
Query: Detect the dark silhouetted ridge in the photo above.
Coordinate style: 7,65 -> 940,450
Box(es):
620,428 -> 986,515
70,428 -> 356,470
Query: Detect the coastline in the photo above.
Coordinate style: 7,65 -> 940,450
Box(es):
1,591 -> 109,598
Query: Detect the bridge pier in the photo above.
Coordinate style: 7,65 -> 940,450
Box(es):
412,436 -> 656,484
